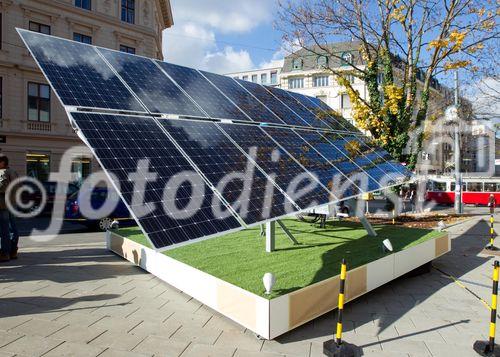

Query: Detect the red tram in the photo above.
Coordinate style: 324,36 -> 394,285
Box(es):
426,177 -> 500,206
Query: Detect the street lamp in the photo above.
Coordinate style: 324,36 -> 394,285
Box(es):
445,102 -> 463,214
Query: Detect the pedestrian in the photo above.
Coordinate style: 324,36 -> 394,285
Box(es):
409,189 -> 416,213
0,155 -> 18,262
489,194 -> 496,215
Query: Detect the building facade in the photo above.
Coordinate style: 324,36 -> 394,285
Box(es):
225,60 -> 283,88
0,0 -> 173,182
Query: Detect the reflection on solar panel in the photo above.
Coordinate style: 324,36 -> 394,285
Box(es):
236,79 -> 309,127
71,112 -> 242,248
19,29 -> 413,250
159,119 -> 297,224
199,71 -> 285,125
156,61 -> 249,121
98,48 -> 205,117
19,29 -> 144,112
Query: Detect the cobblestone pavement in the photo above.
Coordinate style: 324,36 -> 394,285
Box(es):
0,214 -> 499,357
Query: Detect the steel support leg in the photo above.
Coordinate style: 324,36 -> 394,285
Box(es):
266,221 -> 275,253
277,220 -> 299,245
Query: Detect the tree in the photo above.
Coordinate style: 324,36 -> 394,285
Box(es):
277,0 -> 499,169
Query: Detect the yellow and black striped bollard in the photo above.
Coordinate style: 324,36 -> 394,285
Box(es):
473,260 -> 500,356
323,259 -> 356,357
486,213 -> 498,251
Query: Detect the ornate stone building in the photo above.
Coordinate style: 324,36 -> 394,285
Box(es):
0,0 -> 173,181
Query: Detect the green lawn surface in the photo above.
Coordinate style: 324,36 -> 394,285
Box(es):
117,219 -> 444,299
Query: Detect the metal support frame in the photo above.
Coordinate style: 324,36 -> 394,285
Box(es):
359,214 -> 377,237
265,219 -> 300,252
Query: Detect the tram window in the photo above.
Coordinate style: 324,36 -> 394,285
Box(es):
450,183 -> 466,192
467,182 -> 483,192
485,183 -> 497,192
434,182 -> 447,191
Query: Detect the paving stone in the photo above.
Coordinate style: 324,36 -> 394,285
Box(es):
380,339 -> 431,356
181,342 -> 235,357
97,347 -> 152,357
425,341 -> 479,357
9,318 -> 67,337
261,339 -> 311,357
203,315 -> 246,333
53,311 -> 105,327
233,349 -> 285,357
42,341 -> 104,356
0,335 -> 64,356
132,335 -> 189,356
88,330 -> 146,351
0,316 -> 32,332
215,331 -> 264,352
48,325 -> 106,343
170,325 -> 222,345
0,331 -> 24,349
128,320 -> 182,338
88,316 -> 143,334
165,311 -> 212,328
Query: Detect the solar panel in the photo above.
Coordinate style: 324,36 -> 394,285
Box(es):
236,80 -> 310,127
98,48 -> 206,117
198,71 -> 285,125
70,112 -> 242,249
292,129 -> 381,192
19,29 -> 414,250
265,87 -> 331,130
158,119 -> 298,224
156,61 -> 250,121
220,124 -> 334,209
18,29 -> 144,112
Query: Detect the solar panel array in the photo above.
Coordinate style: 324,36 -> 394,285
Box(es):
19,29 -> 412,250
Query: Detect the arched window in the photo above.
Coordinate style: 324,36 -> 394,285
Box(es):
317,55 -> 328,68
341,52 -> 353,66
292,58 -> 303,70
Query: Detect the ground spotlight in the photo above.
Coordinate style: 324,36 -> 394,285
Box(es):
263,273 -> 276,295
382,239 -> 393,253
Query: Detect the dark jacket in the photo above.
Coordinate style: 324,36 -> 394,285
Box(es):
0,168 -> 18,210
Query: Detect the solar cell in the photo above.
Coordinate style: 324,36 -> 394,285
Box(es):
236,80 -> 309,127
98,48 -> 206,117
219,123 -> 334,209
285,91 -> 351,132
293,129 -> 381,193
265,87 -> 331,129
199,71 -> 285,125
18,29 -> 144,112
156,61 -> 249,121
159,119 -> 297,224
305,96 -> 359,132
70,112 -> 242,249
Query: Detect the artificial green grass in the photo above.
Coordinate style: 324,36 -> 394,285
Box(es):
117,219 -> 444,298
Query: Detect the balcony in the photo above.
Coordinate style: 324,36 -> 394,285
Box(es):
26,121 -> 52,132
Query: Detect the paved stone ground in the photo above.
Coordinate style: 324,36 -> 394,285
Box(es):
0,214 -> 499,357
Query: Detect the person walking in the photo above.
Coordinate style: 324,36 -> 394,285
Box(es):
0,155 -> 18,262
489,194 -> 496,214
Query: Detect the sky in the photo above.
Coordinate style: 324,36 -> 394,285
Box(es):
162,0 -> 284,74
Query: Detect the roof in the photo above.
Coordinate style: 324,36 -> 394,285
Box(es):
281,42 -> 363,73
157,0 -> 174,28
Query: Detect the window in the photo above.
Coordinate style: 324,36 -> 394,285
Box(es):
485,183 -> 497,192
28,82 -> 50,122
251,74 -> 258,83
292,58 -> 303,70
288,77 -> 304,89
75,0 -> 91,10
29,21 -> 50,35
0,77 -> 2,119
270,71 -> 278,84
467,182 -> 483,192
73,33 -> 92,44
313,76 -> 329,87
260,73 -> 267,85
71,156 -> 92,184
121,0 -> 135,24
242,75 -> 248,81
341,93 -> 351,109
341,52 -> 353,66
26,153 -> 50,182
120,44 -> 135,54
317,56 -> 328,68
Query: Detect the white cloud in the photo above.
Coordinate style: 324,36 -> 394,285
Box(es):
163,0 -> 276,73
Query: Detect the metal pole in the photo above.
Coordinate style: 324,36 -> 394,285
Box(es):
454,70 -> 463,214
